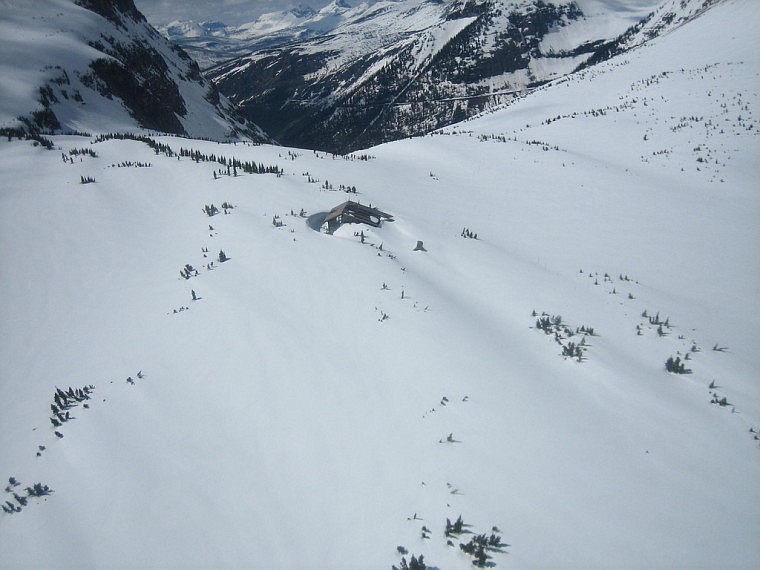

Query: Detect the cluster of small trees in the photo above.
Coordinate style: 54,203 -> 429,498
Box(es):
533,311 -> 594,362
344,153 -> 375,161
272,215 -> 284,228
478,134 -> 510,143
576,325 -> 595,336
581,270 -> 637,290
26,482 -> 52,497
52,384 -> 91,406
52,385 -> 93,414
3,478 -> 53,514
316,180 -> 358,193
710,392 -> 729,407
1,127 -> 26,141
203,202 -> 235,217
392,554 -> 425,570
535,313 -> 566,334
92,133 -> 174,156
80,175 -> 96,184
3,500 -> 22,513
393,516 -> 507,568
562,341 -> 584,359
46,384 -> 94,439
641,310 -> 672,337
459,532 -> 504,567
445,515 -> 464,536
2,477 -> 53,515
461,227 -> 478,239
665,355 -> 690,374
0,127 -> 54,148
112,161 -> 151,168
444,515 -> 506,567
69,147 -> 97,158
180,264 -> 198,279
178,147 -> 283,176
525,139 -> 560,151
643,310 -> 670,328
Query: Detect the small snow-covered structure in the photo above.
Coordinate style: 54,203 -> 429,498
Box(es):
323,200 -> 393,234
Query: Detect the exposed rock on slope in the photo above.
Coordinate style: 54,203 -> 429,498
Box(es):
0,0 -> 269,141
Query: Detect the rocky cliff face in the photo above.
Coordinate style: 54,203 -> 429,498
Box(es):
2,0 -> 269,141
75,0 -> 144,23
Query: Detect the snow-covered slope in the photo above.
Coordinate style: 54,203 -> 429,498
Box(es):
578,0 -> 725,69
201,0 -> 662,152
1,0 -> 758,569
0,0 -> 268,141
159,2 -> 369,68
164,0 -> 659,69
157,2 -> 354,70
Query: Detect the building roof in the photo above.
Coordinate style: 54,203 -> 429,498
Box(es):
323,200 -> 393,224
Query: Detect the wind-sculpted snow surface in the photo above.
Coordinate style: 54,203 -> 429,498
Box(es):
1,1 -> 758,568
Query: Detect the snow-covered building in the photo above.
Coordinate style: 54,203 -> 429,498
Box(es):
324,200 -> 393,233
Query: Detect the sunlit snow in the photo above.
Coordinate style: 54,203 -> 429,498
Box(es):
1,1 -> 758,569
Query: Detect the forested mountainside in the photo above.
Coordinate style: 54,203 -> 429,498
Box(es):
201,0 -> 665,151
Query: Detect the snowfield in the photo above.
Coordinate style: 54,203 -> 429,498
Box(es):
1,0 -> 758,569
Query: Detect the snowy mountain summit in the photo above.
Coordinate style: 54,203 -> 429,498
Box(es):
0,0 -> 269,141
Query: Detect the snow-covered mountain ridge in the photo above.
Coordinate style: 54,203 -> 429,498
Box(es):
201,0 -> 667,152
159,0 -> 704,152
161,0 -> 657,68
1,0 -> 758,568
150,0 -> 731,153
578,0 -> 723,69
0,0 -> 268,141
157,1 -> 355,70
